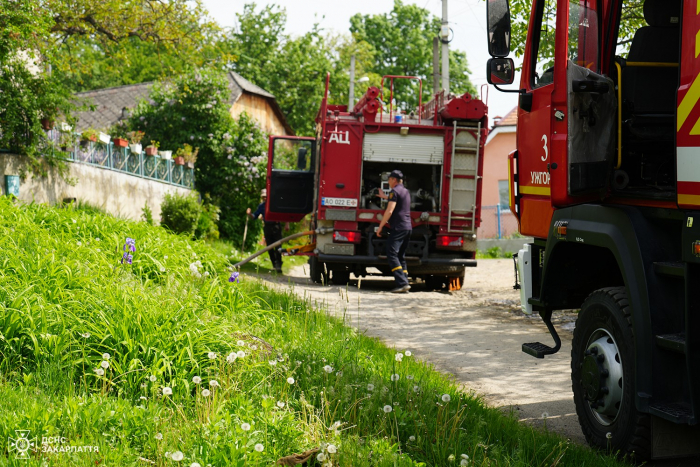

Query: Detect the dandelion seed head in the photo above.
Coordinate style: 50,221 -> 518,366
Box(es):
162,387 -> 173,396
237,350 -> 246,358
241,422 -> 251,431
237,340 -> 245,346
277,401 -> 285,408
254,443 -> 264,452
413,385 -> 420,393
442,394 -> 451,403
95,368 -> 104,376
327,444 -> 337,454
461,454 -> 469,460
461,460 -> 469,466
287,377 -> 295,384
367,383 -> 374,391
207,352 -> 217,360
102,353 -> 110,360
149,375 -> 157,382
250,344 -> 258,350
191,463 -> 201,467
226,352 -> 237,363
317,453 -> 326,462
269,360 -> 277,366
391,374 -> 400,381
383,405 -> 392,413
606,432 -> 612,439
405,350 -> 412,356
395,352 -> 403,362
542,412 -> 549,419
80,332 -> 90,338
209,380 -> 219,387
323,365 -> 333,373
154,433 -> 163,440
448,454 -> 455,462
171,451 -> 184,461
201,389 -> 210,397
100,360 -> 109,369
407,375 -> 414,380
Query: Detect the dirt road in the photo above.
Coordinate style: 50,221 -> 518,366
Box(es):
263,258 -> 584,443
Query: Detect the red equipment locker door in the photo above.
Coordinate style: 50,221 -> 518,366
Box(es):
265,136 -> 316,222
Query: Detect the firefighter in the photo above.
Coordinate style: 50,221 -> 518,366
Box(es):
376,170 -> 412,293
246,189 -> 283,273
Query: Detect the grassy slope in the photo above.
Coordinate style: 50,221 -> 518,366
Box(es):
0,198 -> 631,466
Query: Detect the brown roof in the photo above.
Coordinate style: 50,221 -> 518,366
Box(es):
73,72 -> 293,135
493,106 -> 517,127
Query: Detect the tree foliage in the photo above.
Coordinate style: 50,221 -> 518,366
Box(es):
127,68 -> 267,245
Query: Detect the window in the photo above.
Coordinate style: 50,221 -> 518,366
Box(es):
615,0 -> 645,58
498,180 -> 509,209
568,0 -> 600,71
272,138 -> 314,171
532,0 -> 557,88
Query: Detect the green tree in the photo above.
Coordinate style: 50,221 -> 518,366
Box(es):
350,0 -> 476,107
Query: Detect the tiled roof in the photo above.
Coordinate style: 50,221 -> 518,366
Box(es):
493,106 -> 517,127
73,72 -> 290,134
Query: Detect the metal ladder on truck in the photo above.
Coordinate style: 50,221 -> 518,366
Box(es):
447,121 -> 481,233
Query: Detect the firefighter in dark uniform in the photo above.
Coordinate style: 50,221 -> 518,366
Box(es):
246,189 -> 283,273
377,170 -> 412,293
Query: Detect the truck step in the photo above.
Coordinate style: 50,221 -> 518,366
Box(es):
649,402 -> 693,424
653,261 -> 685,278
522,342 -> 559,359
656,333 -> 686,354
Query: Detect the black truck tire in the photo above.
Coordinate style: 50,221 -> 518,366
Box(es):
309,257 -> 326,284
571,287 -> 650,461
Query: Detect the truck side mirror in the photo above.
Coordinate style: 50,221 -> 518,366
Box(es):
487,0 -> 512,57
487,58 -> 515,85
297,147 -> 308,170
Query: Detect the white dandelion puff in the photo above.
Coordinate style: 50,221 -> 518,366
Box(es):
409,435 -> 416,442
277,401 -> 285,408
391,374 -> 400,381
100,360 -> 109,369
254,443 -> 264,452
317,453 -> 326,462
367,383 -> 374,391
237,350 -> 246,358
383,405 -> 392,413
209,380 -> 219,387
237,340 -> 245,346
269,360 -> 277,366
323,365 -> 333,373
442,394 -> 451,403
405,350 -> 412,356
327,444 -> 337,454
149,375 -> 157,382
241,423 -> 251,431
102,353 -> 110,360
395,352 -> 403,362
162,387 -> 172,396
95,368 -> 104,376
201,389 -> 210,397
171,451 -> 184,461
407,375 -> 414,380
287,377 -> 295,384
154,433 -> 163,440
207,352 -> 216,360
227,352 -> 237,363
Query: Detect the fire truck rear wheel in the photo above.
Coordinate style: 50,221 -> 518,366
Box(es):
309,257 -> 327,284
571,287 -> 650,461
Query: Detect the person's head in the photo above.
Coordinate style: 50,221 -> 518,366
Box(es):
261,188 -> 267,201
388,170 -> 403,188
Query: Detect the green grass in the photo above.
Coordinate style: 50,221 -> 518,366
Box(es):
0,197 -> 632,466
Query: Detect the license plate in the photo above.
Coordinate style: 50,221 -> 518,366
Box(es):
322,197 -> 358,207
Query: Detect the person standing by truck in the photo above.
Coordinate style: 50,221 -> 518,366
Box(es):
377,170 -> 412,293
246,189 -> 283,273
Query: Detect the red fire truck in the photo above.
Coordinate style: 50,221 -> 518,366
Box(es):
265,74 -> 488,289
486,0 -> 700,459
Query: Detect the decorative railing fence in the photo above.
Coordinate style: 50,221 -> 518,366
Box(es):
15,129 -> 195,189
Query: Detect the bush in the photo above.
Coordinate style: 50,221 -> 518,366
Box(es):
160,192 -> 202,237
195,195 -> 221,241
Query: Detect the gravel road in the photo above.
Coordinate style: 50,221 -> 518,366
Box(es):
258,258 -> 700,465
262,259 -> 584,443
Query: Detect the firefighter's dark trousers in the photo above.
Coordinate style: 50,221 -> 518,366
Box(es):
386,229 -> 411,287
263,222 -> 283,269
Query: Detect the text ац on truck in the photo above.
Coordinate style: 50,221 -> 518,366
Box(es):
487,0 -> 700,459
264,73 -> 488,290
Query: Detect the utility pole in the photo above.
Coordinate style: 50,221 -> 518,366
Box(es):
433,37 -> 440,95
441,0 -> 450,93
348,54 -> 356,109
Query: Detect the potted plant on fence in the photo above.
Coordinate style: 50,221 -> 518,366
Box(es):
80,128 -> 99,146
145,140 -> 159,156
174,144 -> 191,166
160,149 -> 172,160
110,121 -> 129,148
59,132 -> 76,152
184,146 -> 198,169
128,131 -> 145,154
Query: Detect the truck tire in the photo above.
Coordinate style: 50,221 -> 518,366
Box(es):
331,269 -> 350,285
571,287 -> 650,461
309,257 -> 326,284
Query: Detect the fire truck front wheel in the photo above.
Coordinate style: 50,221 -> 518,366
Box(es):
571,287 -> 650,460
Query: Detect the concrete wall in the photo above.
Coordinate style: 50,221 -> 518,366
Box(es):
0,153 -> 191,221
231,94 -> 290,136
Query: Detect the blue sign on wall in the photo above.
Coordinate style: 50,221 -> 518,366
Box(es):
4,175 -> 19,197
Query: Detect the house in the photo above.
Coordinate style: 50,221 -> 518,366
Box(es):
73,71 -> 294,136
479,107 -> 518,239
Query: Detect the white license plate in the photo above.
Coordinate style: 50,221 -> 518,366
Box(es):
322,197 -> 358,207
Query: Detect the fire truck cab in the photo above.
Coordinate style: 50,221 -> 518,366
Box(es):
487,0 -> 700,458
265,75 -> 488,289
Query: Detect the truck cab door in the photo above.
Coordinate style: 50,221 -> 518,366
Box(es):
265,136 -> 316,222
564,0 -> 614,197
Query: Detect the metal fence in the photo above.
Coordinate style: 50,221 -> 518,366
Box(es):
39,129 -> 194,188
478,205 -> 520,239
